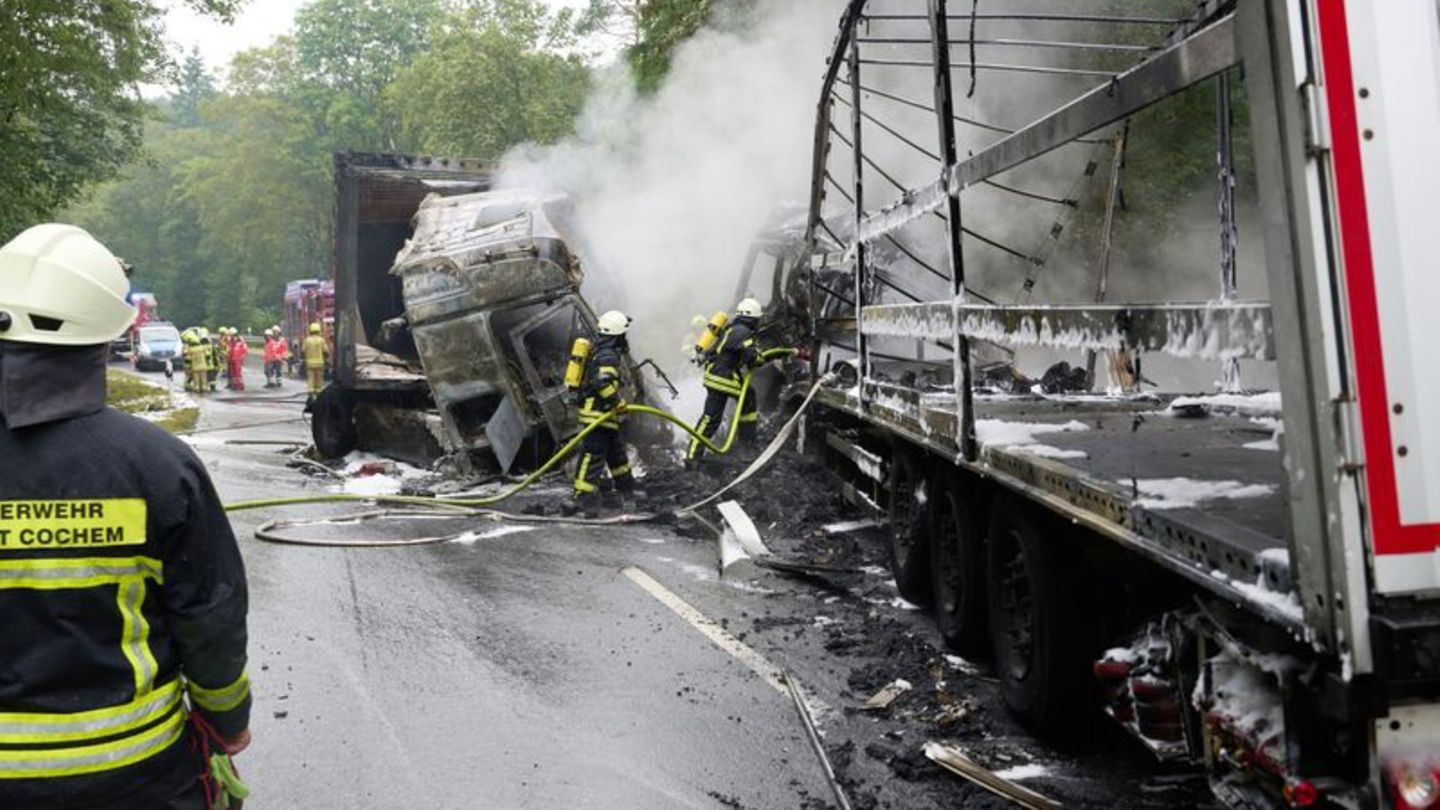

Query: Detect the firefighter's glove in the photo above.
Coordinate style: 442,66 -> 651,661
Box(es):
209,752 -> 251,810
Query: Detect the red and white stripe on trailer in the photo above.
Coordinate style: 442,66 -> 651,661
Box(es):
1315,0 -> 1440,594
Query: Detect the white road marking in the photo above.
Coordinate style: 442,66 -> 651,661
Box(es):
622,566 -> 789,696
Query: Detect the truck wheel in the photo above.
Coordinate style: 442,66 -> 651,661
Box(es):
887,449 -> 932,606
930,476 -> 987,656
986,496 -> 1090,736
312,386 -> 357,459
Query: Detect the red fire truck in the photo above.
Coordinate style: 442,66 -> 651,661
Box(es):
283,279 -> 335,377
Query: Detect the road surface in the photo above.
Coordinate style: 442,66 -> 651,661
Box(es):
121,358 -> 1211,808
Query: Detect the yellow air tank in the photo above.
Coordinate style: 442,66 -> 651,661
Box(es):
694,311 -> 728,354
564,337 -> 592,390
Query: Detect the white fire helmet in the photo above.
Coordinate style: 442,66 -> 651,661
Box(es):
597,310 -> 631,336
0,224 -> 135,346
736,298 -> 763,318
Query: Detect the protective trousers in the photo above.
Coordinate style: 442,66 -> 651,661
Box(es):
687,386 -> 758,461
573,426 -> 634,498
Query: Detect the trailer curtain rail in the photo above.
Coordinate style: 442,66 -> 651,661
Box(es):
855,37 -> 1158,53
858,13 -> 1182,25
856,58 -> 1118,79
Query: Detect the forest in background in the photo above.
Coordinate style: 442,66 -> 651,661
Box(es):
3,0 -> 713,330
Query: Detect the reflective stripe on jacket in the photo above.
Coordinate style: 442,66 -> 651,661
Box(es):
702,318 -> 761,396
0,408 -> 250,800
577,340 -> 626,429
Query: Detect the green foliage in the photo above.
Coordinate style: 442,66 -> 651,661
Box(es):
62,0 -> 603,329
0,1 -> 221,240
627,0 -> 715,93
387,1 -> 591,159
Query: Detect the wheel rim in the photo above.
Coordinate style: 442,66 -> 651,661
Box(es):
996,527 -> 1035,682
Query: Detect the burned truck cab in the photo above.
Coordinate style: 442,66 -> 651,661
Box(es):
393,190 -> 597,472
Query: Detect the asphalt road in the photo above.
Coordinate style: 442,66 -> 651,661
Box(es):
121,359 -> 1209,809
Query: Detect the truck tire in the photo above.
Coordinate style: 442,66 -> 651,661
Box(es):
886,449 -> 932,606
930,476 -> 987,656
312,386 -> 358,459
986,496 -> 1091,736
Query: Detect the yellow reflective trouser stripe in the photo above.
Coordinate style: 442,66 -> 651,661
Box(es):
0,708 -> 185,779
574,455 -> 596,493
116,577 -> 158,695
0,680 -> 182,746
687,415 -> 711,458
187,672 -> 250,714
0,556 -> 162,590
609,462 -> 632,478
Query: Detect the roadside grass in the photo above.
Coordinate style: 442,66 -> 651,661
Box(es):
106,369 -> 200,434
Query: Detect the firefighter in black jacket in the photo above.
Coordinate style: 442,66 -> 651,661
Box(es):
0,224 -> 251,809
570,310 -> 636,507
687,297 -> 765,462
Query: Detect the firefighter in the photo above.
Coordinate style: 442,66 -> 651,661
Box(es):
687,297 -> 766,463
263,326 -> 288,388
302,321 -> 328,401
227,328 -> 248,392
0,224 -> 251,809
211,328 -> 227,387
567,310 -> 636,511
181,329 -> 200,392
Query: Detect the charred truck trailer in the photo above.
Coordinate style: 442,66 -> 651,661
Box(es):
315,152 -> 661,471
775,2 -> 1440,806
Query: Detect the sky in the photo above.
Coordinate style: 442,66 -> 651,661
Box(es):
161,0 -> 595,82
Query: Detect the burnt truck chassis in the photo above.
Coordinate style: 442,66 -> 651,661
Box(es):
776,1 -> 1440,807
320,152 -> 664,472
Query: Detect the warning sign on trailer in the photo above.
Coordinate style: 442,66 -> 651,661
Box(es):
0,499 -> 148,550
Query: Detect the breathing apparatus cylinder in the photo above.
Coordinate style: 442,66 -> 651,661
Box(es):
564,337 -> 592,390
694,311 -> 728,354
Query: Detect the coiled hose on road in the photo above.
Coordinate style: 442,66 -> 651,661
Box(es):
226,350 -> 829,547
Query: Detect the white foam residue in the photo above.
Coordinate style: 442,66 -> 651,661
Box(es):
342,475 -> 402,496
823,519 -> 885,535
1017,443 -> 1087,460
975,419 -> 1089,448
1134,478 -> 1275,510
453,525 -> 537,544
1101,646 -> 1139,664
1168,391 -> 1282,416
992,763 -> 1050,781
943,654 -> 979,675
637,537 -> 667,545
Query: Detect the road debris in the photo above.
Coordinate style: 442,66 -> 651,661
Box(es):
922,742 -> 1063,810
862,679 -> 913,711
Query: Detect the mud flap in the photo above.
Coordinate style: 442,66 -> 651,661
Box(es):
485,395 -> 526,474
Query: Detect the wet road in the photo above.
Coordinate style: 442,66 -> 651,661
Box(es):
174,372 -> 837,808
128,359 -> 1200,809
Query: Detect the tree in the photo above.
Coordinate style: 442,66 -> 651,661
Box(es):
387,1 -> 590,159
627,0 -> 715,93
290,0 -> 444,150
171,48 -> 217,128
0,0 -> 241,240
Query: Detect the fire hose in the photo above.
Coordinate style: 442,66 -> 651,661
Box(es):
224,350 -> 832,545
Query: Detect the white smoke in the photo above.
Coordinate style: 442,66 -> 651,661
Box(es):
499,0 -> 847,376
